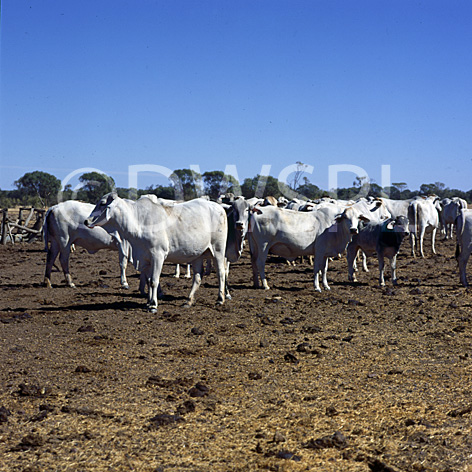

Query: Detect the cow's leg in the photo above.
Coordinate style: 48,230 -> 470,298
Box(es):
391,255 -> 398,285
250,242 -> 270,289
419,228 -> 426,258
44,241 -> 60,288
118,251 -> 129,289
58,245 -> 75,287
346,244 -> 358,282
458,251 -> 470,287
139,271 -> 147,296
431,227 -> 437,255
321,258 -> 330,290
148,258 -> 164,313
213,254 -> 226,305
378,253 -> 386,286
186,259 -> 204,307
224,260 -> 232,300
410,233 -> 416,258
257,245 -> 271,290
173,264 -> 180,278
313,255 -> 330,291
362,251 -> 369,272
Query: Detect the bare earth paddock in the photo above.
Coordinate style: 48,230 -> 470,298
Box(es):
1,236 -> 472,471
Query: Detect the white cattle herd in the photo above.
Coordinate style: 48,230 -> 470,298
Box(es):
42,193 -> 471,312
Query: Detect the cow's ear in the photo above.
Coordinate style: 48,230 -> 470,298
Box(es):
334,213 -> 344,223
106,193 -> 116,205
359,215 -> 371,222
386,221 -> 395,230
252,207 -> 263,215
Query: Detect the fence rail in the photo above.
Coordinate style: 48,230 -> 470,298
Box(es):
1,208 -> 45,245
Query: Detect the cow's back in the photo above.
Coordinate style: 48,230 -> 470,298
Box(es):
46,201 -> 115,252
132,197 -> 227,262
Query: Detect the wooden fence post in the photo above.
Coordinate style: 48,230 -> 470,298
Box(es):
1,209 -> 7,245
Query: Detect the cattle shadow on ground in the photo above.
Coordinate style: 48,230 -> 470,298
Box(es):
35,300 -> 146,312
225,283 -> 256,291
0,283 -> 44,289
268,285 -> 306,292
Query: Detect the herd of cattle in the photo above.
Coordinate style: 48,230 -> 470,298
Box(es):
42,193 -> 472,312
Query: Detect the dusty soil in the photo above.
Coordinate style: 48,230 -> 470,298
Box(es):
1,236 -> 472,472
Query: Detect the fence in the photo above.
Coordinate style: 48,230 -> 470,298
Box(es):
1,208 -> 45,245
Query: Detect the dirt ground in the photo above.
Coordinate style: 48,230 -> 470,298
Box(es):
1,235 -> 472,472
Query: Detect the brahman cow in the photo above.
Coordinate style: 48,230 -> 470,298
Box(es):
85,193 -> 227,312
408,196 -> 441,258
43,200 -> 130,289
455,209 -> 472,287
248,205 -> 370,292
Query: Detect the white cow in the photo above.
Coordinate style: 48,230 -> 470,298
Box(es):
408,196 -> 441,258
43,201 -> 130,289
84,193 -> 228,312
248,205 -> 370,292
456,209 -> 472,287
377,198 -> 412,219
441,197 -> 467,239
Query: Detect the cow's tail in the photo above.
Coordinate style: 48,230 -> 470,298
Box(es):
43,209 -> 52,252
455,210 -> 465,261
408,201 -> 418,237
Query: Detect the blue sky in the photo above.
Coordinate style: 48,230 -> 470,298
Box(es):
1,0 -> 471,193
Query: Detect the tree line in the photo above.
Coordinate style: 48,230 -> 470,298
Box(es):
1,169 -> 471,209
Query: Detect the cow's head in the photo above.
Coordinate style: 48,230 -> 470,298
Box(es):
369,198 -> 391,221
232,197 -> 251,236
84,192 -> 118,228
335,207 -> 370,234
385,216 -> 410,235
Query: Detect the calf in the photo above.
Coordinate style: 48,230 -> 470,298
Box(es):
347,216 -> 410,286
408,196 -> 441,257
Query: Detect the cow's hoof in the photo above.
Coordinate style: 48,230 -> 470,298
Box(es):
215,300 -> 224,306
148,307 -> 158,314
121,283 -> 130,290
68,283 -> 76,288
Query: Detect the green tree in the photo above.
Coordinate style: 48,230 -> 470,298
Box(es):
202,170 -> 240,201
77,172 -> 115,203
241,175 -> 286,199
139,185 -> 175,200
296,177 -> 323,200
14,171 -> 61,207
170,169 -> 202,201
420,182 -> 445,197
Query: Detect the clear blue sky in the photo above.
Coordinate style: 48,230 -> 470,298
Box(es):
1,0 -> 471,193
